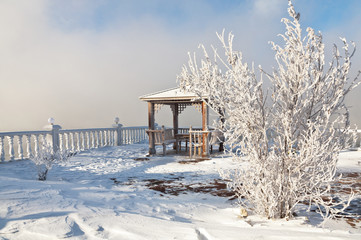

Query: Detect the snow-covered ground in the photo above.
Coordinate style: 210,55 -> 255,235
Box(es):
0,144 -> 360,240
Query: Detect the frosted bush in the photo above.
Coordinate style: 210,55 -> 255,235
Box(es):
30,144 -> 70,181
178,0 -> 360,220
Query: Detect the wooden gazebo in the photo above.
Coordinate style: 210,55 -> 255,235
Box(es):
139,87 -> 210,156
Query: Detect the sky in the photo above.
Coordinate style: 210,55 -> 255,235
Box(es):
0,0 -> 361,131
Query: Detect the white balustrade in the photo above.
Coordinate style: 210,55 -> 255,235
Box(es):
0,123 -> 148,162
0,131 -> 49,161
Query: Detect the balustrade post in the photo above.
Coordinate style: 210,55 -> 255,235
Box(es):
51,125 -> 61,152
96,131 -> 100,147
59,133 -> 63,151
0,136 -> 5,161
17,135 -> 24,160
104,131 -> 108,146
104,131 -> 107,146
65,133 -> 69,151
100,131 -> 104,146
91,131 -> 95,148
126,129 -> 129,144
7,136 -> 15,160
86,132 -> 90,149
25,135 -> 31,159
34,135 -> 39,157
105,130 -> 109,146
76,132 -> 81,151
48,118 -> 61,153
113,117 -> 123,146
80,132 -> 85,150
132,129 -> 135,143
110,130 -> 114,146
70,133 -> 75,152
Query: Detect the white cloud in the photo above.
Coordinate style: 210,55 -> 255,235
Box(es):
0,0 -> 360,130
253,0 -> 285,17
0,1 -> 199,130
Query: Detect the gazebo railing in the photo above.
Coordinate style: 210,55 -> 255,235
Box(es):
178,127 -> 202,134
189,127 -> 211,159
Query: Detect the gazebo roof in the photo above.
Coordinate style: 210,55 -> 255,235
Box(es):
139,87 -> 207,102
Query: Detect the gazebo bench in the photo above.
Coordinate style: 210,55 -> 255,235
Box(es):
146,126 -> 177,156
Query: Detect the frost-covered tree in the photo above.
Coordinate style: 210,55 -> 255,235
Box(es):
178,1 -> 360,219
30,143 -> 70,181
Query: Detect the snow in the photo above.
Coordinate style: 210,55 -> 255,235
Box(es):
337,150 -> 361,173
0,144 -> 360,239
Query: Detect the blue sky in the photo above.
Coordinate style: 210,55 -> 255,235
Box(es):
46,0 -> 359,32
0,0 -> 361,130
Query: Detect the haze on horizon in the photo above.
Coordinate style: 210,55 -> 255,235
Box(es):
0,0 -> 360,131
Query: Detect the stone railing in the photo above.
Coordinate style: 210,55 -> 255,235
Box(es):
0,130 -> 50,161
0,119 -> 148,162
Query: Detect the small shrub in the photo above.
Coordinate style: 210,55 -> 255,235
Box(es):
30,144 -> 70,181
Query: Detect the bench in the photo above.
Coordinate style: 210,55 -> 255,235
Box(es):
146,126 -> 177,156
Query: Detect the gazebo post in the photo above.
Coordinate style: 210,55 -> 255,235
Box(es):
202,101 -> 209,157
148,102 -> 156,155
219,108 -> 225,152
172,103 -> 179,151
202,101 -> 209,130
